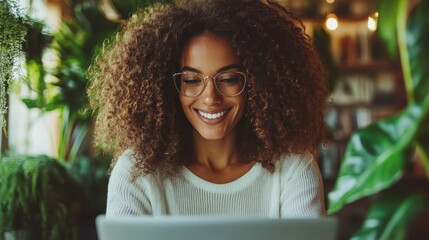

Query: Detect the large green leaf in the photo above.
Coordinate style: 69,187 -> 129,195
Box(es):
328,0 -> 429,214
375,0 -> 401,58
407,0 -> 429,104
416,115 -> 429,176
327,101 -> 428,213
351,190 -> 428,240
407,1 -> 429,176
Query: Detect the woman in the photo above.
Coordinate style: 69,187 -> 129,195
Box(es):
88,0 -> 329,218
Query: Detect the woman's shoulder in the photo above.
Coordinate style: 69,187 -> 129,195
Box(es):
111,149 -> 139,176
115,149 -> 135,166
275,151 -> 323,191
276,151 -> 319,175
111,149 -> 161,184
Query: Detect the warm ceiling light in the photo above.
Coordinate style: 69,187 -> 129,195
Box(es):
367,16 -> 377,31
325,14 -> 338,31
326,0 -> 335,4
367,12 -> 379,32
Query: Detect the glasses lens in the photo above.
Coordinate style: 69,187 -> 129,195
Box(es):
215,72 -> 246,96
173,72 -> 204,97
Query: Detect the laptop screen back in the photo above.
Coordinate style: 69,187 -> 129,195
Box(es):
96,215 -> 338,240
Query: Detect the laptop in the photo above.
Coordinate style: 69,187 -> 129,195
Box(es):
96,215 -> 338,240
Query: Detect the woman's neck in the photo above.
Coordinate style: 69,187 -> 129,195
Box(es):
185,129 -> 255,184
191,130 -> 240,171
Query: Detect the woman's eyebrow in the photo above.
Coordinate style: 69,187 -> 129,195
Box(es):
181,64 -> 243,73
216,64 -> 243,73
181,66 -> 202,73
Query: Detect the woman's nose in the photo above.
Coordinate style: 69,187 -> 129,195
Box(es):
201,78 -> 221,105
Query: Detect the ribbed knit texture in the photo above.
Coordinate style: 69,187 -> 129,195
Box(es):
106,150 -> 326,218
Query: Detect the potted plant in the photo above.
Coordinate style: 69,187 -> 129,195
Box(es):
327,0 -> 429,239
0,155 -> 86,240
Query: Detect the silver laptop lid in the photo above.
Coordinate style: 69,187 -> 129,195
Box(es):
96,215 -> 337,240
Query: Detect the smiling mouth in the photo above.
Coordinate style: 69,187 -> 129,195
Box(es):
197,108 -> 230,120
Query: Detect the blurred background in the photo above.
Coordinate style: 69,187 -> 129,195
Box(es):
0,0 -> 428,239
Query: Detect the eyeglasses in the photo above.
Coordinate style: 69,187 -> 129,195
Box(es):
172,71 -> 247,97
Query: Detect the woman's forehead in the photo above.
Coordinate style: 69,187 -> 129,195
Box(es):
180,34 -> 240,75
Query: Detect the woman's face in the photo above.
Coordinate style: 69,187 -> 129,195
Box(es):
179,34 -> 247,141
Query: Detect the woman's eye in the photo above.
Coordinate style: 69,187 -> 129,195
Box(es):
220,78 -> 240,84
219,77 -> 241,85
183,79 -> 202,85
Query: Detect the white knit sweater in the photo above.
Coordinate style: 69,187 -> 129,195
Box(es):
106,150 -> 326,218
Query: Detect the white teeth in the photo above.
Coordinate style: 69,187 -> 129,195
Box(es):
198,109 -> 228,119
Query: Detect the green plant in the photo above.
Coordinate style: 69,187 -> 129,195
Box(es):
17,0 -> 170,231
327,0 -> 429,239
20,20 -> 52,111
18,3 -> 116,230
22,2 -> 118,163
0,0 -> 27,149
0,155 -> 85,240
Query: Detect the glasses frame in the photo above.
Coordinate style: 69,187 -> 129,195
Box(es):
172,71 -> 247,98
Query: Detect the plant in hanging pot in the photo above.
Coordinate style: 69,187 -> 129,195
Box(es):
0,0 -> 27,150
0,155 -> 86,240
327,0 -> 429,239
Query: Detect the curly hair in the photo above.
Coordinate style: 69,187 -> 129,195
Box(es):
87,0 -> 329,178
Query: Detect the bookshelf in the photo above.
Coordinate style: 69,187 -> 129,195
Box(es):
302,17 -> 408,180
296,2 -> 427,239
